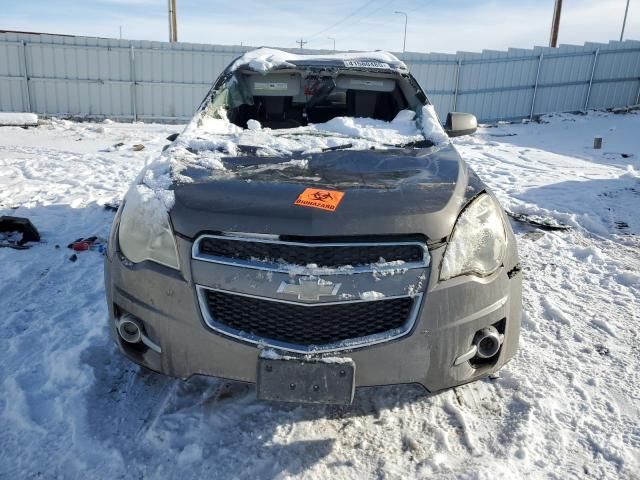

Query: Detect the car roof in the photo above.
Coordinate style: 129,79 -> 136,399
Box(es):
230,47 -> 408,74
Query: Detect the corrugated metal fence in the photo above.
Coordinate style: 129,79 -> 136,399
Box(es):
1,32 -> 639,123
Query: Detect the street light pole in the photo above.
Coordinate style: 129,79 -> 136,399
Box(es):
327,37 -> 336,52
394,11 -> 408,54
620,0 -> 631,41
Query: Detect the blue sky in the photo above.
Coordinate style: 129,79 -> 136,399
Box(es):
3,0 -> 639,53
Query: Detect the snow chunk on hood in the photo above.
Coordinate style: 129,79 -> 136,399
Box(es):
123,155 -> 176,231
313,110 -> 424,145
199,113 -> 243,135
419,105 -> 449,145
231,47 -> 407,73
125,183 -> 174,234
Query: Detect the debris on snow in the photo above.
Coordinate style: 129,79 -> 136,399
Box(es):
67,236 -> 107,254
507,211 -> 572,231
0,216 -> 40,249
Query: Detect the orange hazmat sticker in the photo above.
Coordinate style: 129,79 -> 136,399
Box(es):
294,188 -> 345,212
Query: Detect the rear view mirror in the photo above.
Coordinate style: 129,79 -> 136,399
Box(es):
445,112 -> 477,137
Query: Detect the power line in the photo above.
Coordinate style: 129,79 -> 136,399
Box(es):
339,0 -> 398,34
403,0 -> 430,15
328,0 -> 399,38
305,0 -> 411,50
306,0 -> 380,39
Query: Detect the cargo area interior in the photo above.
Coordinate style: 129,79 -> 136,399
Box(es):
220,71 -> 410,129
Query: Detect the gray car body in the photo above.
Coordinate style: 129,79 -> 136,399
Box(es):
104,53 -> 521,396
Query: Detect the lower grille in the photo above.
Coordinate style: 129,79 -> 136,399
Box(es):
202,289 -> 415,349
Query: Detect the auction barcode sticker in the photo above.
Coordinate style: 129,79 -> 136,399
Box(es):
343,60 -> 390,69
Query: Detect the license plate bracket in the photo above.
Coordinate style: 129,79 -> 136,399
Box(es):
257,356 -> 355,405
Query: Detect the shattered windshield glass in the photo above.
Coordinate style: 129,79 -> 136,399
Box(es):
194,71 -> 438,157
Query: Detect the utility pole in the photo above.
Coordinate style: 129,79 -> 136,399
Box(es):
327,37 -> 336,52
119,26 -> 122,40
168,0 -> 178,42
549,0 -> 562,47
620,0 -> 631,41
296,38 -> 307,50
394,11 -> 408,53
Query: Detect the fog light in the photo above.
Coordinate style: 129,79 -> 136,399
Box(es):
115,313 -> 162,353
453,325 -> 504,366
117,316 -> 142,344
474,326 -> 502,359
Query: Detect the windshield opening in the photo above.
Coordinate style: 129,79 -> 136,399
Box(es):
176,68 -> 450,163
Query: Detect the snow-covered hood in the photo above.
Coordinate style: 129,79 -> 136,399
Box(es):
130,106 -> 460,242
170,144 -> 485,241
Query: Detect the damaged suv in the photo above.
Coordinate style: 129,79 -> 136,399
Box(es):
105,48 -> 521,404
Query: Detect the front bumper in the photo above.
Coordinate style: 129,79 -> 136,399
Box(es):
104,234 -> 521,393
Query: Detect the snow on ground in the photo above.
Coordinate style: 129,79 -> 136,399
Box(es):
1,111 -> 639,479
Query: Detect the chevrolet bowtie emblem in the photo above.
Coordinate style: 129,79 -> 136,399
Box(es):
277,277 -> 341,301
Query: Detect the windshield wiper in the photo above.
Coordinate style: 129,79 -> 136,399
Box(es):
398,139 -> 434,148
322,143 -> 353,152
271,131 -> 350,139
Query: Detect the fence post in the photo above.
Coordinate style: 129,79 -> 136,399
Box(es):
584,48 -> 599,111
20,41 -> 32,113
130,45 -> 138,122
452,58 -> 462,112
529,53 -> 544,120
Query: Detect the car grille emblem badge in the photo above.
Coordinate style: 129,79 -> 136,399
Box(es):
277,277 -> 341,301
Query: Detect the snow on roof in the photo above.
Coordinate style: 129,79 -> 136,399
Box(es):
0,112 -> 38,126
231,47 -> 407,73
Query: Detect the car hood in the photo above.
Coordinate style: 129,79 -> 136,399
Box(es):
170,144 -> 485,241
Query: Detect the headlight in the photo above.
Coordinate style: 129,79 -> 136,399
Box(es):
118,185 -> 179,270
440,193 -> 506,280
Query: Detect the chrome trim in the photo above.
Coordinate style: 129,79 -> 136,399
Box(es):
197,284 -> 417,307
453,345 -> 477,366
224,231 -> 280,240
140,333 -> 162,354
196,285 -> 423,354
277,278 -> 342,301
191,234 -> 430,274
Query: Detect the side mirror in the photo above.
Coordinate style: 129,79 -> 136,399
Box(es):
445,112 -> 477,137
